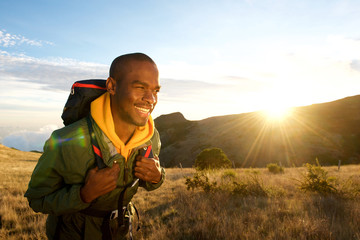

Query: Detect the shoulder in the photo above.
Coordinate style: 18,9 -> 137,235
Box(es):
45,118 -> 90,150
151,127 -> 160,143
53,118 -> 89,138
150,127 -> 161,155
41,118 -> 93,175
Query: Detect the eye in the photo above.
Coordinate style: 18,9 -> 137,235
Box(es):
135,85 -> 145,89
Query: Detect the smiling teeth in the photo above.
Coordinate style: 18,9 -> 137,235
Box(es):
135,106 -> 150,113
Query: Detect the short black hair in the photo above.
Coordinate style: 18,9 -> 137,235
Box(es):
109,53 -> 156,82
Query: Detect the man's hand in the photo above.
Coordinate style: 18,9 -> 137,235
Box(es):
134,155 -> 162,183
80,162 -> 120,203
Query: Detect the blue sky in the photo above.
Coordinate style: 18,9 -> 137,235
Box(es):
1,0 -> 360,150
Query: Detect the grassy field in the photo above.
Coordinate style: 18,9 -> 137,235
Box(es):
1,144 -> 359,239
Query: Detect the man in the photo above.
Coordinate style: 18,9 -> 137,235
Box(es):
25,53 -> 165,240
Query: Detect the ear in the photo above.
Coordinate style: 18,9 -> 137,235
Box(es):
106,77 -> 116,95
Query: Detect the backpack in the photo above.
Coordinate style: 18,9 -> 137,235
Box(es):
61,79 -> 107,168
61,79 -> 107,126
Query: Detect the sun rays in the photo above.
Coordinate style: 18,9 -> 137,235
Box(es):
262,106 -> 293,122
238,107 -> 341,168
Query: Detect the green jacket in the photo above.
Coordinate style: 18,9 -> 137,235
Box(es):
24,117 -> 165,240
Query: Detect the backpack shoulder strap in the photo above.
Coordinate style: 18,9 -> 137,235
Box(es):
86,115 -> 107,169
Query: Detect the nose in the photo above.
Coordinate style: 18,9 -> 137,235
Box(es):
143,90 -> 157,105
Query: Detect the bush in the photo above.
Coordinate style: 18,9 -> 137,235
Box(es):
194,148 -> 232,170
232,173 -> 268,197
185,172 -> 217,193
298,159 -> 337,195
267,163 -> 284,174
185,171 -> 268,197
221,169 -> 236,181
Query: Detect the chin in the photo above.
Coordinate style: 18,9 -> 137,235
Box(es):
133,118 -> 148,127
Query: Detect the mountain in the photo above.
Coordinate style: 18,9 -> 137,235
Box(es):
154,95 -> 360,168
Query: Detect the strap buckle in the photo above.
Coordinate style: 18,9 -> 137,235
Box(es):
110,210 -> 118,220
110,206 -> 127,220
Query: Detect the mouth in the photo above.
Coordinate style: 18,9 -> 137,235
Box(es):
135,106 -> 152,116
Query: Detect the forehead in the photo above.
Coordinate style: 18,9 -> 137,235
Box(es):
121,60 -> 159,83
120,61 -> 160,88
125,60 -> 157,72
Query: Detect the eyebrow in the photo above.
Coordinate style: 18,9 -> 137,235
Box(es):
132,80 -> 161,89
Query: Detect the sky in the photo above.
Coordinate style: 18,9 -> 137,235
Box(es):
1,0 -> 360,151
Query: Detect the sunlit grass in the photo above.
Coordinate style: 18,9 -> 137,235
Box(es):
132,167 -> 360,240
1,145 -> 359,240
0,145 -> 46,240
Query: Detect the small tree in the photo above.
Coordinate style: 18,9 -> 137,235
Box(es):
299,159 -> 337,195
267,163 -> 284,174
194,147 -> 232,170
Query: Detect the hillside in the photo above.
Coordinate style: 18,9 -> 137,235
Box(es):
155,95 -> 360,167
0,144 -> 41,163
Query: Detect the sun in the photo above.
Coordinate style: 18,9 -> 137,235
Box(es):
262,105 -> 293,122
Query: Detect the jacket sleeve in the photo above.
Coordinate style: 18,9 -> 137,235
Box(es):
24,132 -> 91,216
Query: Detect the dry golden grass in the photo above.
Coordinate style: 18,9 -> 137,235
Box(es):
132,167 -> 360,240
0,144 -> 46,240
1,144 -> 359,239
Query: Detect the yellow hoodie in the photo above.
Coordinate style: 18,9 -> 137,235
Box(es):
90,92 -> 154,161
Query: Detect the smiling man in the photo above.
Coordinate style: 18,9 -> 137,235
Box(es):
25,53 -> 165,240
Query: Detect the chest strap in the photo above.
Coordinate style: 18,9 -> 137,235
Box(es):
86,116 -> 107,169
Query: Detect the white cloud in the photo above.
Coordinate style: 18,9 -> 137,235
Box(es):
3,125 -> 59,152
0,29 -> 53,47
0,51 -> 108,91
0,51 -> 109,132
0,33 -> 359,125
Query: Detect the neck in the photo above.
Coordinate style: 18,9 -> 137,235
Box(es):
113,116 -> 136,144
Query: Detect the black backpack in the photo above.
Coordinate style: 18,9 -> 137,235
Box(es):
61,79 -> 107,168
61,79 -> 107,126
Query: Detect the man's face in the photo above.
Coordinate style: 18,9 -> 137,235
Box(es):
110,60 -> 160,127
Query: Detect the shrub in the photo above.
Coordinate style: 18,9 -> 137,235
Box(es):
221,169 -> 236,181
267,163 -> 284,174
194,147 -> 232,170
185,172 -> 218,193
232,173 -> 268,197
185,171 -> 268,197
298,159 -> 337,195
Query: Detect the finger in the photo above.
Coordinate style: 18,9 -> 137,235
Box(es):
136,158 -> 154,167
134,172 -> 146,181
137,164 -> 152,172
138,159 -> 160,170
135,158 -> 150,168
134,166 -> 147,175
110,161 -> 120,171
